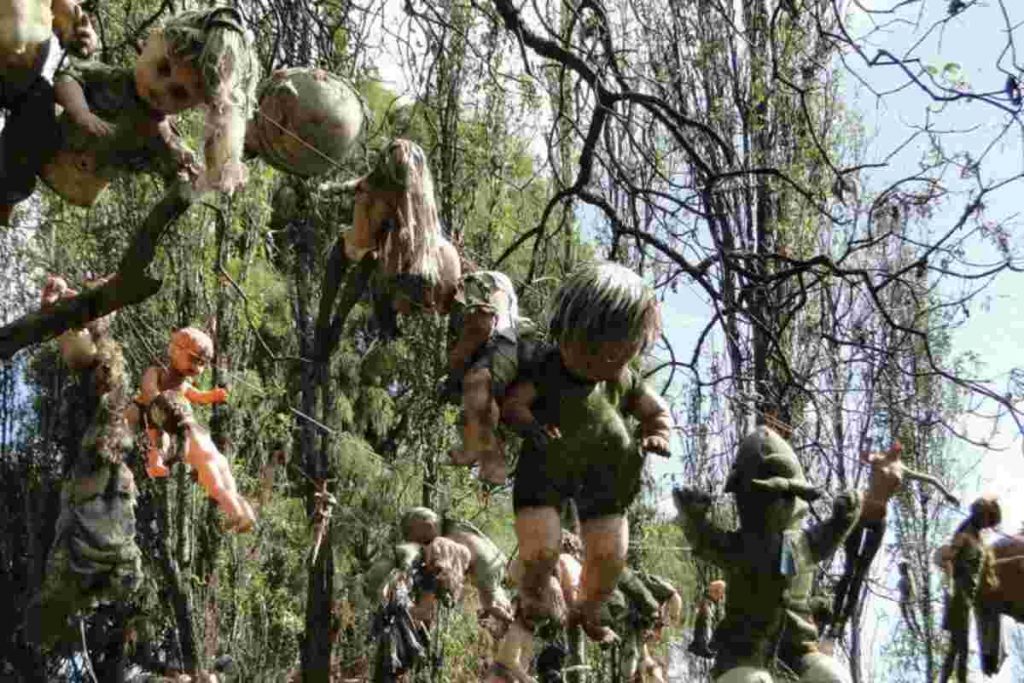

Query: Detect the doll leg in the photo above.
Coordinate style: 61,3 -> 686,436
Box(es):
0,75 -> 59,223
515,506 -> 563,625
830,522 -> 864,634
453,368 -> 503,476
186,428 -> 254,531
839,521 -> 885,624
145,428 -> 171,478
486,619 -> 536,683
577,515 -> 628,644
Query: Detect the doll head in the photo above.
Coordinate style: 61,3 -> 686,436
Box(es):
169,327 -> 215,378
969,495 -> 1002,530
356,139 -> 442,282
134,30 -> 205,114
549,262 -> 661,382
400,507 -> 440,545
726,426 -> 814,533
708,579 -> 726,603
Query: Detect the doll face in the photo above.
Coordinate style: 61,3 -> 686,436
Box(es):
170,340 -> 209,377
559,338 -> 643,382
708,581 -> 725,603
135,32 -> 205,114
353,180 -> 401,243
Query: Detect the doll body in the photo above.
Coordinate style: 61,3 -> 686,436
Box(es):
500,262 -> 671,644
675,427 -> 861,683
602,569 -> 681,682
689,579 -> 725,658
832,442 -> 959,634
447,270 -> 527,485
137,327 -> 254,532
0,0 -> 95,223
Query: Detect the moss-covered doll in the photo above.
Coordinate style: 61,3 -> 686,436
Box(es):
500,262 -> 673,644
674,426 -> 860,683
0,0 -> 95,223
136,327 -> 255,532
45,6 -> 258,204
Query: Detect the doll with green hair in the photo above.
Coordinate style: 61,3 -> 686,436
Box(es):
500,262 -> 673,644
47,5 -> 258,203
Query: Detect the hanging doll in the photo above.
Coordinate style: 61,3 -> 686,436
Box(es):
938,495 -> 1001,683
608,569 -> 682,682
896,561 -> 922,640
29,330 -> 143,650
831,441 -> 959,636
675,426 -> 861,682
500,261 -> 673,644
688,579 -> 725,658
136,327 -> 255,532
0,0 -> 96,223
41,6 -> 258,206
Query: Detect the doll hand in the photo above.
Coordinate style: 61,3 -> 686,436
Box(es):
64,6 -> 98,58
75,112 -> 114,137
832,490 -> 861,521
211,387 -> 229,403
672,486 -> 713,513
641,435 -> 671,456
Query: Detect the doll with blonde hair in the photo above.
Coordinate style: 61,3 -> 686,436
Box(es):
137,327 -> 255,532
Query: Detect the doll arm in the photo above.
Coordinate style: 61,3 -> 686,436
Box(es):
184,385 -> 229,405
53,77 -> 113,137
805,490 -> 862,562
448,309 -> 495,372
904,468 -> 960,505
672,487 -> 732,564
155,118 -> 201,179
626,382 -> 673,457
501,380 -> 558,449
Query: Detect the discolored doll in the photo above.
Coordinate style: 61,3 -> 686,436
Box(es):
500,262 -> 673,643
0,0 -> 96,223
45,6 -> 258,204
136,327 -> 255,532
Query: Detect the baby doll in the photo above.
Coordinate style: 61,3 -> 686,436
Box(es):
47,6 -> 257,202
137,327 -> 255,532
501,262 -> 673,643
0,0 -> 96,223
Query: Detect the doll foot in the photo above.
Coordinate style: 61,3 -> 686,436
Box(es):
146,462 -> 171,478
449,449 -> 479,466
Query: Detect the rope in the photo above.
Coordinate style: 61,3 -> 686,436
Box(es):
78,617 -> 99,683
256,110 -> 346,172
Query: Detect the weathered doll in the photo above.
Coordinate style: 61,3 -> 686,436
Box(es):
896,561 -> 922,640
938,495 -> 1001,683
136,327 -> 255,532
607,569 -> 682,682
39,274 -> 113,369
831,441 -> 959,636
30,331 -> 142,650
689,579 -> 725,658
447,269 -> 530,486
675,426 -> 861,683
500,261 -> 673,643
343,139 -> 445,283
44,6 -> 257,204
0,0 -> 95,223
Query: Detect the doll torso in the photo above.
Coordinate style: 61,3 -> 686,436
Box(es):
863,458 -> 903,521
526,345 -> 639,467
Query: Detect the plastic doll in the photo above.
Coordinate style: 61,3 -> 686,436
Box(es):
939,495 -> 1001,683
500,261 -> 672,643
446,269 -> 530,485
675,426 -> 861,682
46,5 -> 257,204
0,0 -> 96,223
896,561 -> 922,640
137,327 -> 255,532
689,579 -> 725,658
831,441 -> 959,635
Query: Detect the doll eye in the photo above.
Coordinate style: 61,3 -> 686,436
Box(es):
157,58 -> 172,78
